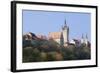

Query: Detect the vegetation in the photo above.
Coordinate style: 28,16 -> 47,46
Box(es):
23,39 -> 91,63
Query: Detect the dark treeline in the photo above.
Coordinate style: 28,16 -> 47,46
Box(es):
23,39 -> 91,63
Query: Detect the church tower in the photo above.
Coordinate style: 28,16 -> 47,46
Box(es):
62,19 -> 69,46
84,34 -> 88,46
81,34 -> 85,43
81,34 -> 88,46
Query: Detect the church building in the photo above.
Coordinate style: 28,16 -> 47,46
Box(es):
48,20 -> 69,46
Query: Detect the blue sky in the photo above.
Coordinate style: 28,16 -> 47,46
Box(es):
22,10 -> 91,41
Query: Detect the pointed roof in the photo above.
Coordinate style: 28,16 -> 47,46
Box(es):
65,19 -> 66,25
82,34 -> 84,38
63,19 -> 67,30
64,19 -> 67,27
86,34 -> 88,39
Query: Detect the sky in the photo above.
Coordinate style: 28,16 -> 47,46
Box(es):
22,10 -> 91,41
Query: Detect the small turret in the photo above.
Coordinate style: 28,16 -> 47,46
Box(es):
81,34 -> 88,46
86,34 -> 88,39
84,34 -> 88,45
81,34 -> 84,43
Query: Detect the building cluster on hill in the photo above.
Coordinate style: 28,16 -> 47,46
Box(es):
23,20 -> 90,47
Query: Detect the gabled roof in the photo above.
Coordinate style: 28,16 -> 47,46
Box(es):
48,32 -> 61,39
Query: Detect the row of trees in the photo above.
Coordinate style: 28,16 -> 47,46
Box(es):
23,39 -> 91,63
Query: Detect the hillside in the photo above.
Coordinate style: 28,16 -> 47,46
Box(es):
23,34 -> 91,63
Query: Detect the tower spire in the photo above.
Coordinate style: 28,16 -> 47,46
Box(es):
64,19 -> 67,27
86,34 -> 88,39
65,19 -> 66,25
82,34 -> 84,39
63,19 -> 67,29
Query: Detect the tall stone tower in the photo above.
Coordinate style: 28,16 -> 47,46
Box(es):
62,20 -> 69,46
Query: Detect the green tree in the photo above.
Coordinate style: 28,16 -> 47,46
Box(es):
23,47 -> 41,62
40,52 -> 48,61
